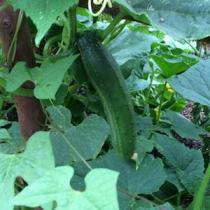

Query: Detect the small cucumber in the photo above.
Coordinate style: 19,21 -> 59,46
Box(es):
77,32 -> 136,159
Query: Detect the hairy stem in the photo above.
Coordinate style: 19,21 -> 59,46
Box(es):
101,12 -> 125,40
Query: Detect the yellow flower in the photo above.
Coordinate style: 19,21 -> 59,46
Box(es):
166,83 -> 174,93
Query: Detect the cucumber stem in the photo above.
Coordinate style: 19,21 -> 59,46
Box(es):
144,68 -> 155,115
43,34 -> 61,57
103,20 -> 129,46
110,20 -> 129,39
101,12 -> 125,41
69,6 -> 77,47
156,82 -> 167,122
193,164 -> 210,210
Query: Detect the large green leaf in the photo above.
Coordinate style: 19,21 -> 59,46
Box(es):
47,105 -> 72,131
114,0 -> 150,24
48,106 -> 110,165
0,122 -> 24,154
135,116 -> 154,137
10,0 -> 78,45
77,152 -> 166,195
164,110 -> 206,139
0,132 -> 54,210
108,29 -> 157,65
151,54 -> 193,78
6,55 -> 77,99
136,136 -> 154,165
74,152 -> 166,209
152,133 -> 204,193
168,60 -> 210,106
114,0 -> 210,39
134,202 -> 174,210
165,168 -> 184,192
13,167 -> 119,210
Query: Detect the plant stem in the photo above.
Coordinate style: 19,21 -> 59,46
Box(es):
3,104 -> 15,119
156,82 -> 167,122
162,191 -> 185,202
7,11 -> 23,64
111,20 -> 129,39
176,192 -> 181,207
101,12 -> 125,41
43,34 -> 61,57
69,6 -> 77,47
193,164 -> 210,210
144,69 -> 155,115
118,187 -> 160,207
152,193 -> 164,204
103,20 -> 129,46
184,39 -> 200,56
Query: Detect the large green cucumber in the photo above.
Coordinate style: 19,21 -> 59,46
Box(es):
77,32 -> 136,159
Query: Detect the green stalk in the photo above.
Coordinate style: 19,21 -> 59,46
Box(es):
43,34 -> 61,57
110,20 -> 129,39
69,6 -> 77,47
156,82 -> 167,122
144,69 -> 155,115
193,164 -> 210,210
101,12 -> 125,41
176,192 -> 181,208
7,11 -> 23,64
184,39 -> 200,56
103,20 -> 129,46
60,14 -> 70,52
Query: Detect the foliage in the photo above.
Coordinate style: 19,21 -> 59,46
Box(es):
0,0 -> 209,210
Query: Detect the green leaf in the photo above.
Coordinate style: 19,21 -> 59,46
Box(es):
152,133 -> 204,192
114,0 -> 150,24
0,128 -> 11,139
0,122 -> 25,154
151,54 -> 191,78
165,168 -> 184,192
89,152 -> 166,195
136,136 -> 154,164
6,55 -> 77,99
178,170 -> 202,194
164,110 -> 206,139
134,202 -> 174,210
108,29 -> 157,65
0,131 -> 54,210
0,119 -> 11,127
126,70 -> 150,93
135,116 -> 154,137
13,167 -> 119,210
116,0 -> 210,40
121,57 -> 146,79
47,105 -> 72,131
168,59 -> 210,106
10,0 -> 79,45
48,106 -> 110,165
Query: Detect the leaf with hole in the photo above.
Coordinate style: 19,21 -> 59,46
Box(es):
0,131 -> 54,210
13,167 -> 119,210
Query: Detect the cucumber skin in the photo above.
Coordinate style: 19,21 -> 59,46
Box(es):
77,32 -> 136,159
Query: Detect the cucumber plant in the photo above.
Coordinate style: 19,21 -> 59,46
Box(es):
0,1 -> 209,210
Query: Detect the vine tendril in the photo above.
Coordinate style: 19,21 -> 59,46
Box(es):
88,0 -> 113,16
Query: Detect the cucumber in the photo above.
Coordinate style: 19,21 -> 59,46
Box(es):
77,32 -> 136,159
